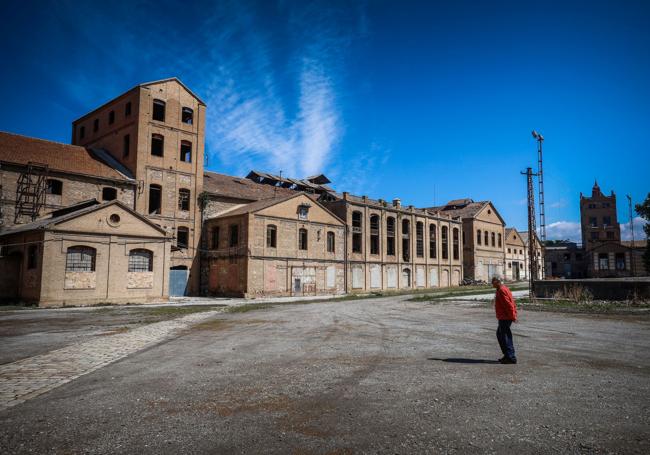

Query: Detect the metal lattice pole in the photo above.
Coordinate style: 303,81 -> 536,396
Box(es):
522,167 -> 538,298
627,194 -> 635,276
532,131 -> 546,278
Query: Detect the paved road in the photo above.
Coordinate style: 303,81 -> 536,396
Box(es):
1,296 -> 649,454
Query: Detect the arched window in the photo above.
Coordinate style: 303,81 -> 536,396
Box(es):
151,134 -> 164,156
484,230 -> 489,246
180,140 -> 192,162
182,107 -> 194,124
498,233 -> 502,248
46,179 -> 63,195
416,221 -> 424,258
441,226 -> 449,260
152,99 -> 166,122
128,249 -> 153,272
402,219 -> 410,262
477,229 -> 482,245
266,224 -> 277,248
491,232 -> 496,247
429,224 -> 437,259
370,214 -> 380,255
102,187 -> 117,201
386,216 -> 396,256
298,228 -> 308,250
66,246 -> 96,272
178,188 -> 190,211
327,231 -> 335,253
352,211 -> 362,253
453,227 -> 460,260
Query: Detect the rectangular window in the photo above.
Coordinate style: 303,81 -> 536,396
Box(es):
177,227 -> 189,248
80,126 -> 85,140
148,184 -> 161,215
65,247 -> 96,272
178,189 -> 190,211
109,110 -> 115,125
125,102 -> 132,116
180,141 -> 192,162
182,107 -> 194,125
589,217 -> 597,227
416,222 -> 424,258
229,225 -> 239,247
327,231 -> 335,253
299,228 -> 308,250
386,217 -> 395,256
615,253 -> 625,270
211,227 -> 220,249
123,134 -> 130,158
352,211 -> 362,253
93,118 -> 99,132
602,216 -> 611,226
266,225 -> 277,248
153,99 -> 166,122
151,134 -> 164,156
370,215 -> 380,255
27,245 -> 37,269
598,253 -> 609,270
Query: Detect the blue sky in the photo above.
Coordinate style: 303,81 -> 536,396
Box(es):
1,0 -> 648,241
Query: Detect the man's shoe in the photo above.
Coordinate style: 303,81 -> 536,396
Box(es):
499,357 -> 517,364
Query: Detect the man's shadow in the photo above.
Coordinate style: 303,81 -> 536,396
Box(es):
427,357 -> 500,364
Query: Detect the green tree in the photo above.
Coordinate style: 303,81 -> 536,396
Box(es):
635,193 -> 650,271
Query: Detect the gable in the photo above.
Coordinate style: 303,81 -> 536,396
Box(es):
505,229 -> 525,247
475,202 -> 506,226
141,78 -> 205,107
256,194 -> 343,226
53,204 -> 167,238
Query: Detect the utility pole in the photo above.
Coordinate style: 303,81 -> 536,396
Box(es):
532,130 -> 546,278
627,194 -> 635,276
522,167 -> 538,298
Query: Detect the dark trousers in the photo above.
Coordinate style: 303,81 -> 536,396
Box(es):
496,319 -> 516,360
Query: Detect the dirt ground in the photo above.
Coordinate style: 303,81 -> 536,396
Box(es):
1,296 -> 649,454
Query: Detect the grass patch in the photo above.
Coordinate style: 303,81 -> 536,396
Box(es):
143,305 -> 226,316
226,303 -> 275,313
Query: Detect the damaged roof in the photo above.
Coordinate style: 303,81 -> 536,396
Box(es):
203,171 -> 296,201
0,132 -> 134,182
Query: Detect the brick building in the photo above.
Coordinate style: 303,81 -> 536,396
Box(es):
0,200 -> 171,306
504,228 -> 526,281
203,193 -> 345,297
428,199 -> 506,282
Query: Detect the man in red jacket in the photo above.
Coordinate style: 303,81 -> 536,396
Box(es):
491,276 -> 517,364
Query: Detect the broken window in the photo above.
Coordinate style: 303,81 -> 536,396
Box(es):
46,179 -> 63,195
603,216 -> 611,226
386,216 -> 396,256
491,232 -> 496,247
477,229 -> 481,245
125,102 -> 132,117
65,246 -> 96,272
402,219 -> 410,262
27,245 -> 37,269
429,224 -> 437,259
176,227 -> 189,249
615,253 -> 625,270
266,224 -> 277,248
182,107 -> 194,125
211,226 -> 220,249
178,189 -> 190,211
352,211 -> 362,253
498,233 -> 502,248
416,221 -> 424,258
327,231 -> 335,253
93,118 -> 99,132
441,226 -> 449,260
180,141 -> 192,162
128,249 -> 153,272
484,230 -> 489,246
508,248 -> 511,254
589,217 -> 597,227
370,214 -> 380,255
109,110 -> 115,125
151,134 -> 164,156
123,134 -> 130,157
80,126 -> 85,139
598,253 -> 609,270
148,184 -> 162,215
153,99 -> 166,122
229,225 -> 239,247
102,187 -> 117,201
453,227 -> 460,260
299,228 -> 308,250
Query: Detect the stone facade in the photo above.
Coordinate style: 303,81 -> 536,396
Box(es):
0,200 -> 172,307
323,193 -> 463,292
504,228 -> 526,281
71,78 -> 206,295
203,193 -> 346,297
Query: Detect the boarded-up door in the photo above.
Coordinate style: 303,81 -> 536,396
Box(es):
352,266 -> 363,289
416,266 -> 425,287
326,266 -> 336,289
429,268 -> 438,287
370,265 -> 381,288
169,266 -> 188,296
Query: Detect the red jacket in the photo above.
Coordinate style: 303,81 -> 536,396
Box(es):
495,285 -> 517,320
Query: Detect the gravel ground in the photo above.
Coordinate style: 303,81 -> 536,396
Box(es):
1,296 -> 649,454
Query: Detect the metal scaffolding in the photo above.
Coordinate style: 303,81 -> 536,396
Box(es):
14,162 -> 49,223
522,167 -> 538,298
